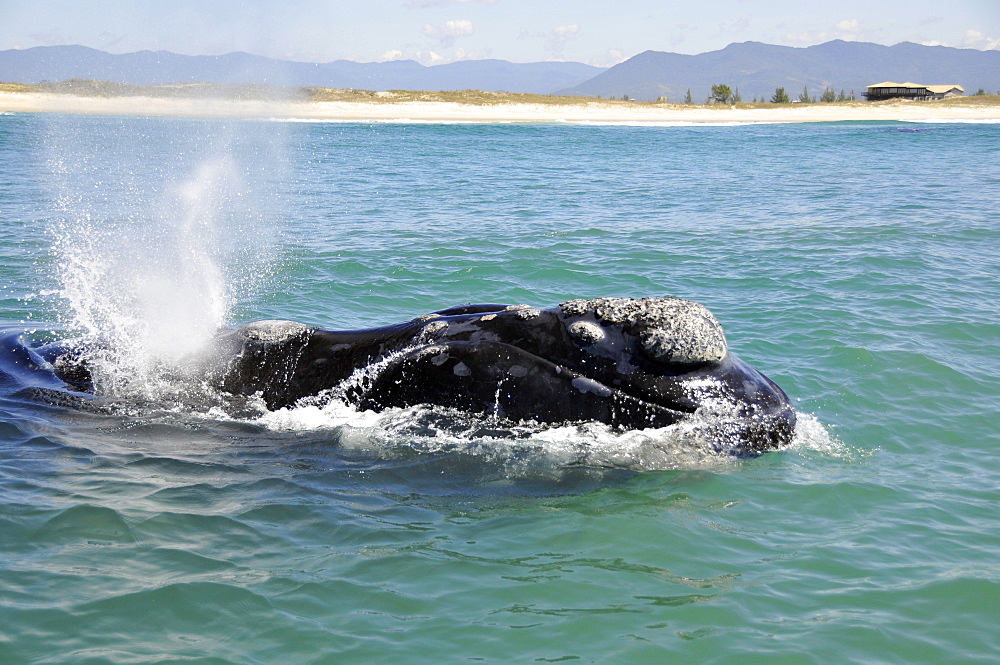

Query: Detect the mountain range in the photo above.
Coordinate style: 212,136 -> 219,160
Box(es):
0,45 -> 601,95
1,41 -> 998,102
558,40 -> 1000,102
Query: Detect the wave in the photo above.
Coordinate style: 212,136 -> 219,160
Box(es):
901,118 -> 1000,124
267,116 -> 784,128
567,120 -> 783,128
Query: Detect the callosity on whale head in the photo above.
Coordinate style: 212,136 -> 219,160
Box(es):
212,297 -> 796,454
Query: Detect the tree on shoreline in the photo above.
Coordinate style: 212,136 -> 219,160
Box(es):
798,86 -> 811,103
771,87 -> 790,103
710,83 -> 733,104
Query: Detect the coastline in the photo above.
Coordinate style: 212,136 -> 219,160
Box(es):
2,90 -> 999,124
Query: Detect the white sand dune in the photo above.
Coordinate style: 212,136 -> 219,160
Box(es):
2,91 -> 998,124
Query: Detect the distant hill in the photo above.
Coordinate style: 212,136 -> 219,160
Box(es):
3,41 -> 998,102
557,41 -> 1000,102
0,45 -> 603,95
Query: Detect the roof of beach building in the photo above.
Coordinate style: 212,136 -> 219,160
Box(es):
926,84 -> 964,93
866,81 -> 964,92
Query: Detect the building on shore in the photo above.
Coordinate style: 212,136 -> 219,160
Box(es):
864,82 -> 965,101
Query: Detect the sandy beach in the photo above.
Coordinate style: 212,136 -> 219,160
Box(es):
2,89 -> 999,124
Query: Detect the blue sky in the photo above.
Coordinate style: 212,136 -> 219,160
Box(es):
1,0 -> 997,66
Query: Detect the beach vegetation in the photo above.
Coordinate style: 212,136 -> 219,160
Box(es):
710,84 -> 734,104
771,87 -> 790,103
798,86 -> 811,103
13,78 -> 305,101
2,79 -> 630,107
0,81 -> 34,94
821,87 -> 837,103
684,89 -> 693,104
300,87 -> 619,106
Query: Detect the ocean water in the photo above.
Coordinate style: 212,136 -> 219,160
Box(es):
0,111 -> 998,664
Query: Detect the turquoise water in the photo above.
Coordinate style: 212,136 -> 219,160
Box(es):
1,113 -> 998,663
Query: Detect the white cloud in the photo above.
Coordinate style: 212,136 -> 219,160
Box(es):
380,49 -> 405,61
919,31 -> 1000,51
963,30 -> 1000,50
586,49 -> 627,68
416,49 -> 448,65
835,19 -> 861,34
515,23 -> 584,61
552,24 -> 579,39
422,19 -> 474,47
545,24 -> 579,60
452,46 -> 492,60
784,31 -> 819,44
785,18 -> 865,45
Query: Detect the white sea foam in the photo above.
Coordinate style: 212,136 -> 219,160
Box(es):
568,119 -> 783,127
268,116 -> 782,128
270,117 -> 510,126
247,391 -> 832,471
785,412 -> 851,457
902,118 -> 1000,124
239,356 -> 836,471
